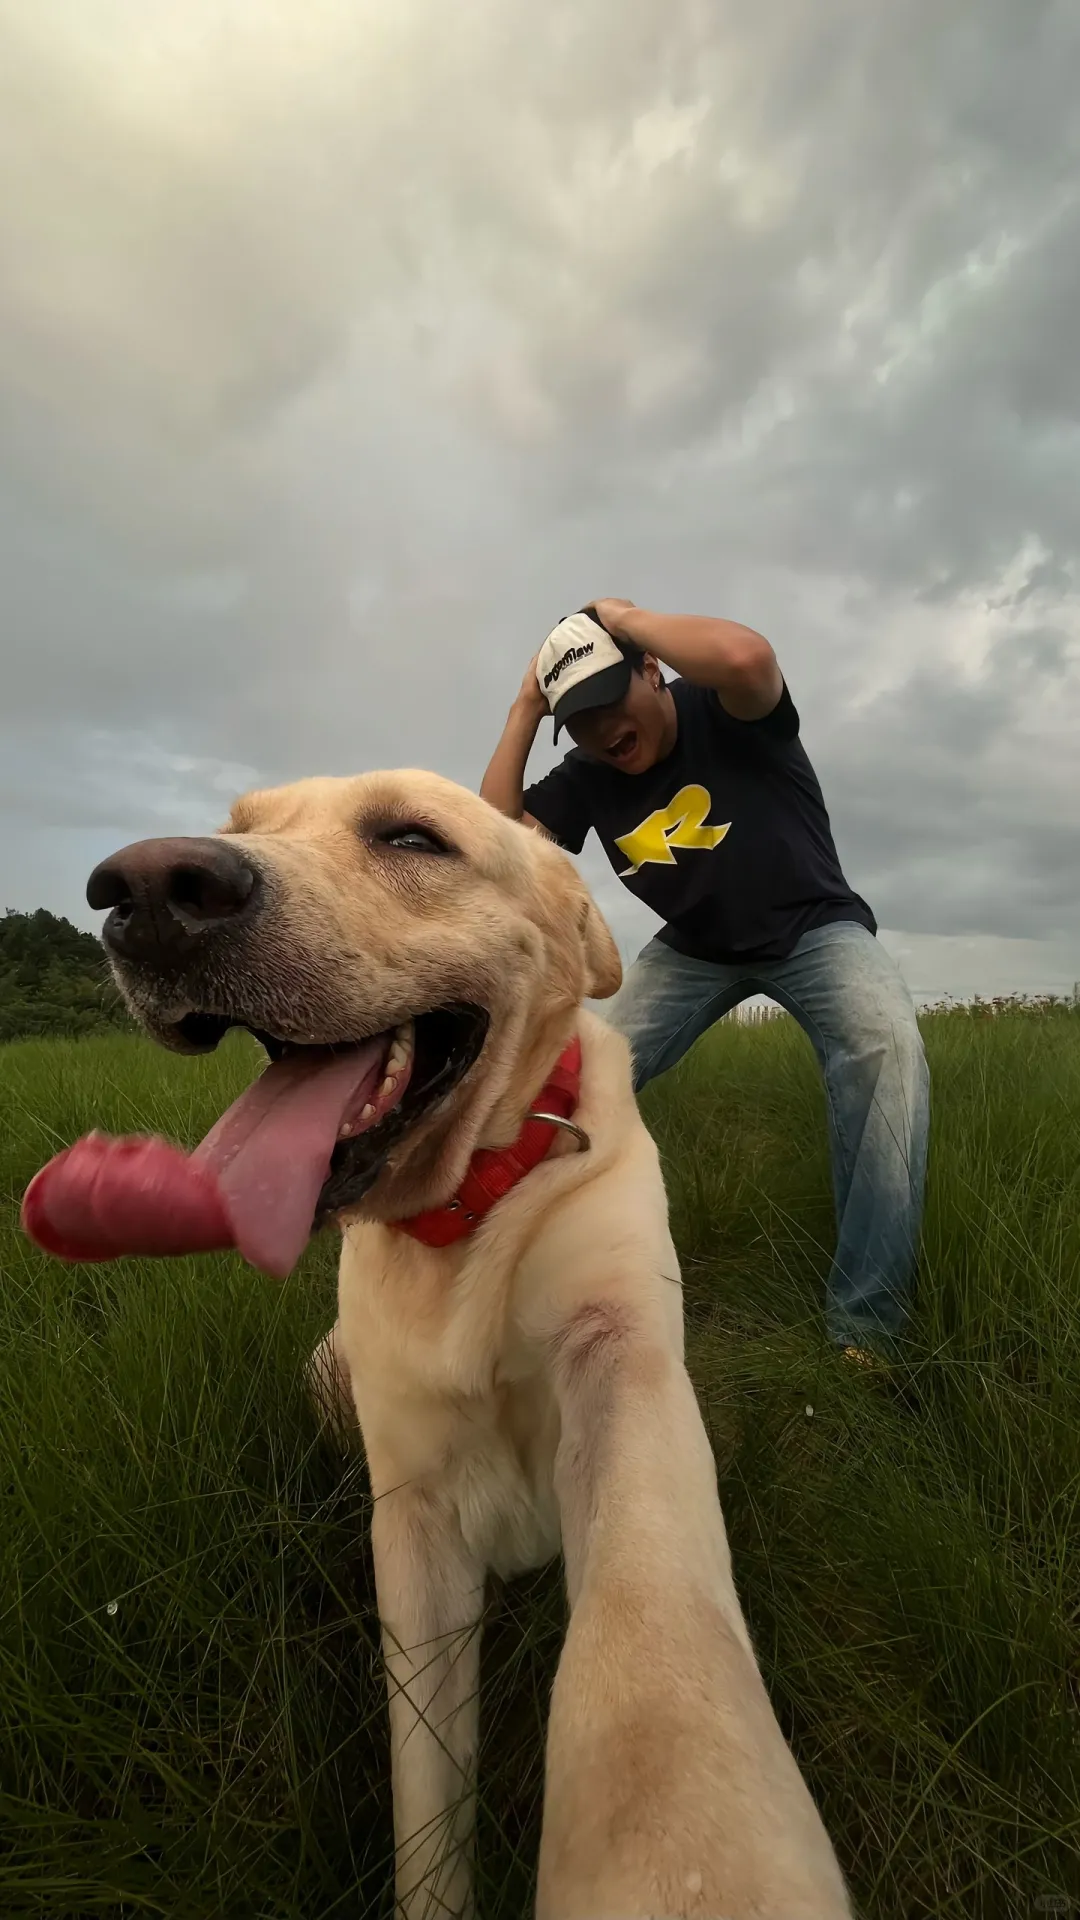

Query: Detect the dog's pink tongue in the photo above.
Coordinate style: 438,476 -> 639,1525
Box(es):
21,1039 -> 388,1281
193,1040 -> 387,1276
21,1134 -> 234,1267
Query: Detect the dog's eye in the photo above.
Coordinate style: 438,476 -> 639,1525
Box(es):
378,826 -> 451,855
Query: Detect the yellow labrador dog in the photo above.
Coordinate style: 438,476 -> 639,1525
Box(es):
44,771 -> 851,1920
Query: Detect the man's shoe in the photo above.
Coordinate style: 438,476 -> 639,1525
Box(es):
837,1341 -> 925,1412
839,1344 -> 885,1370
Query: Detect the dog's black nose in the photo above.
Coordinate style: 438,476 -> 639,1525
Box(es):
87,837 -> 259,961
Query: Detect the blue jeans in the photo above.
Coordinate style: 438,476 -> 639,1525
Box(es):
602,921 -> 930,1356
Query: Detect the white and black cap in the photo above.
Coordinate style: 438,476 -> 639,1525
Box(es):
535,611 -> 632,740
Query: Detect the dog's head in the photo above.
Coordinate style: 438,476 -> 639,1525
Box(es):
86,770 -> 621,1244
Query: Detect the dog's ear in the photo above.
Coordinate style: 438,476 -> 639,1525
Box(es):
580,896 -> 622,1000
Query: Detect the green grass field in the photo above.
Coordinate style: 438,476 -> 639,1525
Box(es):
1,1009 -> 1078,1919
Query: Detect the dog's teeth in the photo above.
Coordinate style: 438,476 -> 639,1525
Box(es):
361,1103 -> 376,1121
380,1074 -> 396,1097
338,1122 -> 353,1138
387,1020 -> 414,1077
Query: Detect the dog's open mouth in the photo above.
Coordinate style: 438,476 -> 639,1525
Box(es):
21,1003 -> 488,1280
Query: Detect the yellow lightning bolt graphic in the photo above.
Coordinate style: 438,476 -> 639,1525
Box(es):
615,784 -> 730,877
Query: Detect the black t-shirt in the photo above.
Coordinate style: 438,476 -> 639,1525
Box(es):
524,676 -> 876,964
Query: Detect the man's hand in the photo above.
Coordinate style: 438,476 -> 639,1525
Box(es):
584,598 -> 636,637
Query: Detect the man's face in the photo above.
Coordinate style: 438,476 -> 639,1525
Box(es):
565,657 -> 671,776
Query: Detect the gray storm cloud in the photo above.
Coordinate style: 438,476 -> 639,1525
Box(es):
2,0 -> 1078,998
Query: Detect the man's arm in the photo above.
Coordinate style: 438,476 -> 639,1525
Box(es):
480,655 -> 590,850
480,654 -> 546,825
587,599 -> 784,721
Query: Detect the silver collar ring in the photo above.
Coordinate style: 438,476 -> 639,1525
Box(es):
530,1111 -> 591,1153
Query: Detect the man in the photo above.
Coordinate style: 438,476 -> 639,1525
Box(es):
480,599 -> 929,1363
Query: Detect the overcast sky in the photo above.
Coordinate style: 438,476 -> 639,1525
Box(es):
3,0 -> 1078,1002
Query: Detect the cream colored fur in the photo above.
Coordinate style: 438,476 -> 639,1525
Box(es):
122,770 -> 854,1919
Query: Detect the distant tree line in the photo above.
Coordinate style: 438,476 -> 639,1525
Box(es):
0,909 -> 129,1043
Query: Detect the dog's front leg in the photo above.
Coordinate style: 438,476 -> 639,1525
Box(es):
536,1296 -> 853,1920
306,1321 -> 360,1448
370,1479 -> 484,1920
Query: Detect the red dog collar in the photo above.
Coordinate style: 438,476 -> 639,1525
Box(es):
392,1036 -> 583,1248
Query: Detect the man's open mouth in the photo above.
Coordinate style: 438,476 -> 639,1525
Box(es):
603,728 -> 638,764
21,1003 -> 489,1280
